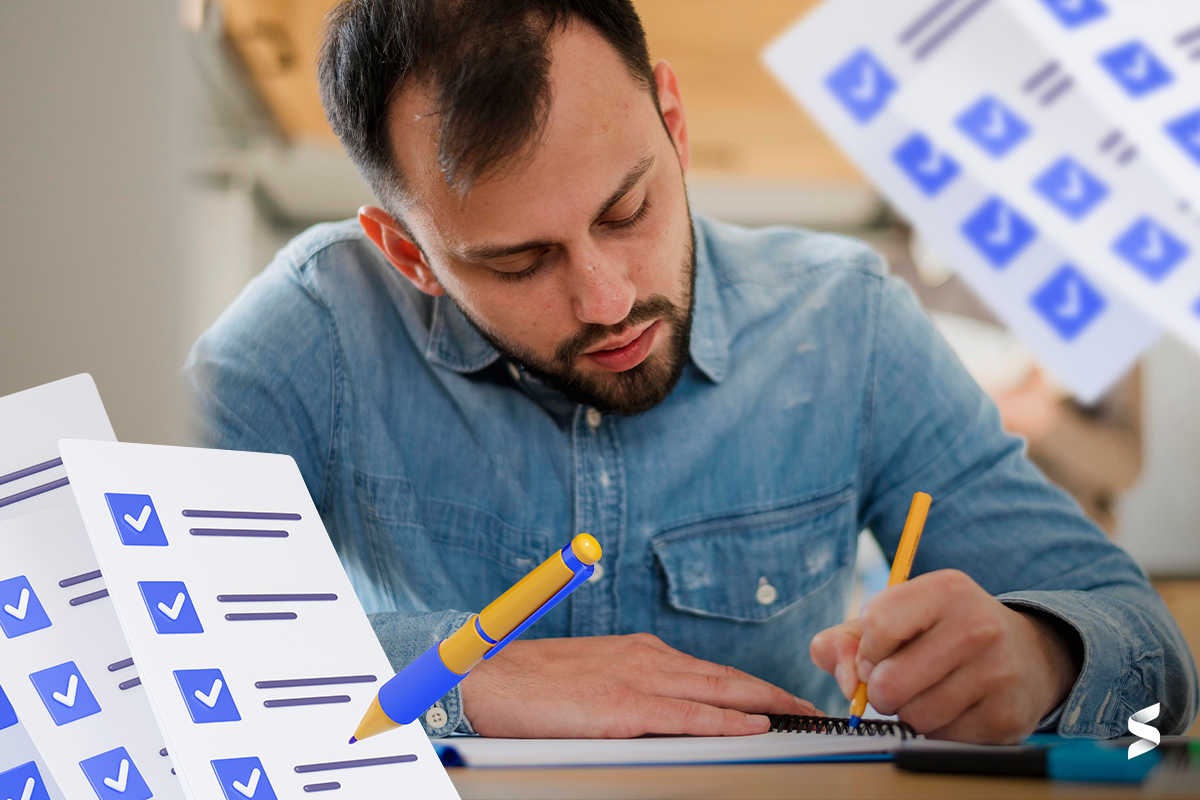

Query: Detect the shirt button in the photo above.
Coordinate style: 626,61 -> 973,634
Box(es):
425,704 -> 448,728
587,562 -> 605,582
506,362 -> 521,382
586,407 -> 602,429
755,578 -> 778,606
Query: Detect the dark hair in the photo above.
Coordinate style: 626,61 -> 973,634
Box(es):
318,0 -> 659,207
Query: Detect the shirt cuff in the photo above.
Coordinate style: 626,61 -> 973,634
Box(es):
998,590 -> 1161,739
368,609 -> 476,738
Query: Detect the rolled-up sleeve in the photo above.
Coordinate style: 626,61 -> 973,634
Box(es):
858,273 -> 1198,737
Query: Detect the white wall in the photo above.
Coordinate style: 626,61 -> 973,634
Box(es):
0,1 -> 186,445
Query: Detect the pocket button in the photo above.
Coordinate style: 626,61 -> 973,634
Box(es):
755,577 -> 778,606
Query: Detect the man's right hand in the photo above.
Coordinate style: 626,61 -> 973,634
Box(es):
458,633 -> 820,738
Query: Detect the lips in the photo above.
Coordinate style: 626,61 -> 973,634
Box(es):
584,320 -> 662,372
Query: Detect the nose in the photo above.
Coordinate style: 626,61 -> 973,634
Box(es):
568,252 -> 637,327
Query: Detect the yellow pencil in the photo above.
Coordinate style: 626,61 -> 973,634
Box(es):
847,491 -> 931,728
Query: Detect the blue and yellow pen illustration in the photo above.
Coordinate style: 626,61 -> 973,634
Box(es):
350,533 -> 602,742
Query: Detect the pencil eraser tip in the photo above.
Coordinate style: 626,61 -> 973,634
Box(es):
348,736 -> 357,745
847,715 -> 861,729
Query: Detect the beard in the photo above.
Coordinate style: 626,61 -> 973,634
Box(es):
446,218 -> 697,416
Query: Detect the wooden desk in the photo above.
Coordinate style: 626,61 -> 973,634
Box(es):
449,761 -> 1196,799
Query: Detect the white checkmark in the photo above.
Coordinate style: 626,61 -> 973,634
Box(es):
232,768 -> 260,798
194,678 -> 223,708
123,505 -> 152,532
52,673 -> 78,707
103,758 -> 129,792
157,593 -> 186,620
3,588 -> 29,620
13,775 -> 35,800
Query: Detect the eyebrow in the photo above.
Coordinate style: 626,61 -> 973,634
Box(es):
456,152 -> 657,262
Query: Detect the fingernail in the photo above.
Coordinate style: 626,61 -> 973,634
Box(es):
794,695 -> 814,711
835,664 -> 848,694
746,713 -> 770,728
857,660 -> 875,683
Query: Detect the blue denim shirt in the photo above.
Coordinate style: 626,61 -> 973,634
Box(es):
184,214 -> 1197,739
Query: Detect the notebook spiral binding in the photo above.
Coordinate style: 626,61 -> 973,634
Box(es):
768,714 -> 917,739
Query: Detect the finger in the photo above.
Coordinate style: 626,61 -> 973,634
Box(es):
856,574 -> 955,679
860,612 -> 989,714
637,695 -> 772,737
644,670 -> 817,716
649,654 -> 820,715
924,694 -> 1028,745
810,621 -> 863,699
889,664 -> 985,733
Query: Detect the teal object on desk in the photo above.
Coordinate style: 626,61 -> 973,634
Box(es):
896,738 -> 1161,783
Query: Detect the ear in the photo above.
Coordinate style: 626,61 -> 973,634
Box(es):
357,205 -> 445,297
653,60 -> 690,174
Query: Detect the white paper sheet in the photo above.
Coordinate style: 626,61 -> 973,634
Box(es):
59,440 -> 460,800
436,729 -> 910,768
763,0 -> 1176,402
0,376 -> 183,800
0,682 -> 66,800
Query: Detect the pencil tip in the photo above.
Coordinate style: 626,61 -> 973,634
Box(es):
348,736 -> 357,745
847,715 -> 861,729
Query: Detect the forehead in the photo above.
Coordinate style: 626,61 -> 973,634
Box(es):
386,21 -> 661,252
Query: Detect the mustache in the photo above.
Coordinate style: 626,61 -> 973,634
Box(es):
554,294 -> 680,366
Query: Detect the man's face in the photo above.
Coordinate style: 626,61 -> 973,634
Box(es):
378,22 -> 695,415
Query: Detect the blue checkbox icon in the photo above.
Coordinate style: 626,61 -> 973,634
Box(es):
1112,217 -> 1189,282
1099,42 -> 1172,98
961,197 -> 1037,269
825,48 -> 896,124
105,494 -> 168,547
893,133 -> 960,197
1033,157 -> 1108,220
0,762 -> 51,800
0,682 -> 18,730
211,757 -> 277,800
956,95 -> 1030,158
174,668 -> 241,724
79,748 -> 153,800
1166,109 -> 1200,166
29,661 -> 100,726
0,576 -> 51,639
138,581 -> 203,634
1038,0 -> 1106,28
1031,265 -> 1106,341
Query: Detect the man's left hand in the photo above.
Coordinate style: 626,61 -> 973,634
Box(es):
810,569 -> 1081,743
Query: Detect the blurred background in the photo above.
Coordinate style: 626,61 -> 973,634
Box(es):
2,1 -> 1198,655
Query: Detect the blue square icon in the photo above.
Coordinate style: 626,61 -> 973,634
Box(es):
29,661 -> 100,726
79,748 -> 153,800
211,757 -> 277,800
956,95 -> 1030,158
1033,157 -> 1108,220
893,133 -> 960,196
1166,109 -> 1200,166
1112,217 -> 1189,282
0,762 -> 51,800
174,668 -> 241,724
0,682 -> 18,730
1038,0 -> 1106,28
0,576 -> 51,639
138,581 -> 203,634
825,48 -> 897,124
105,494 -> 168,547
1098,42 -> 1172,98
961,197 -> 1037,269
1031,265 -> 1106,341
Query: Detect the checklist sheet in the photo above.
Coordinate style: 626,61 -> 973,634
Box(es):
0,681 -> 66,800
761,0 -> 1200,401
0,376 -> 183,800
59,440 -> 460,800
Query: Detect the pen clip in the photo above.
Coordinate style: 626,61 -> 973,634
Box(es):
482,563 -> 594,659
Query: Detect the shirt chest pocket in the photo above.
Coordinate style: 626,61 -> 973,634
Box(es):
651,486 -> 856,623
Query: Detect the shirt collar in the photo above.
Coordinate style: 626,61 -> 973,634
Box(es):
424,213 -> 729,384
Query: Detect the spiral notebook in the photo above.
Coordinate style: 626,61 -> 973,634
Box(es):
435,715 -> 918,768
